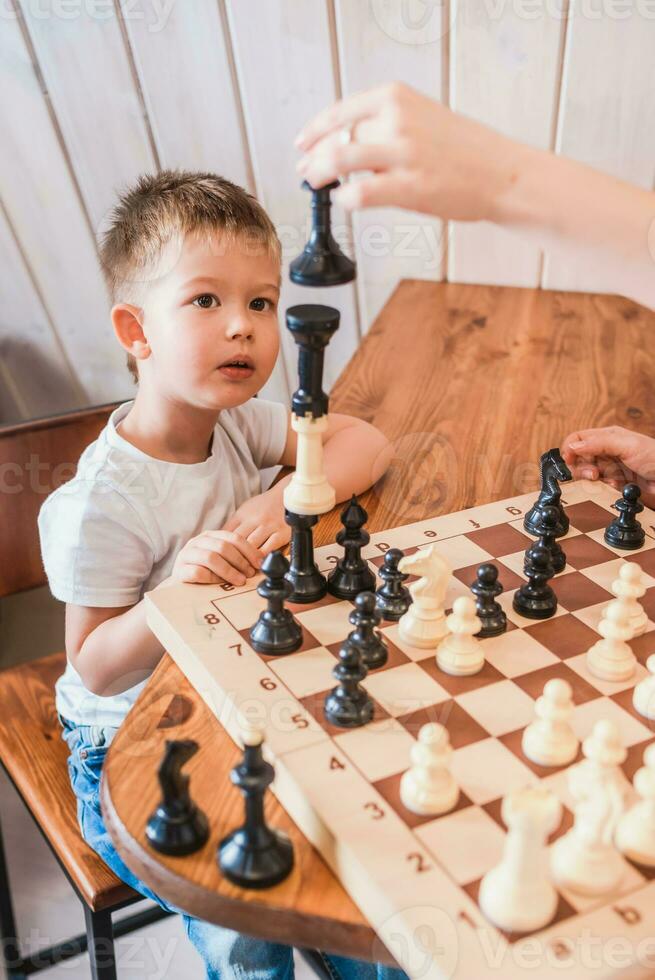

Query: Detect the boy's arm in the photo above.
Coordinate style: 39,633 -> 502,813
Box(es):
65,600 -> 165,697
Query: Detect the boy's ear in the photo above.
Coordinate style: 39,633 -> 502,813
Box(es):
111,304 -> 150,361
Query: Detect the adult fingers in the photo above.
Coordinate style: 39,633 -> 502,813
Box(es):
295,85 -> 393,151
297,141 -> 401,191
566,428 -> 631,462
334,171 -> 415,211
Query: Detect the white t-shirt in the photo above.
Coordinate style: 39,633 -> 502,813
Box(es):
38,397 -> 289,728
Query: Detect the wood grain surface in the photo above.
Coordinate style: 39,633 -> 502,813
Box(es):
102,281 -> 655,960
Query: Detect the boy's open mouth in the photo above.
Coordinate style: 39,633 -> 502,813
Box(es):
217,354 -> 255,380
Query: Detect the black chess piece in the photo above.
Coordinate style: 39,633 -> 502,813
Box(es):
250,551 -> 302,655
513,544 -> 558,620
327,495 -> 376,600
145,740 -> 209,856
605,483 -> 646,550
324,638 -> 374,728
218,730 -> 294,889
285,510 -> 327,603
348,592 -> 388,670
375,548 -> 411,621
290,180 -> 356,287
286,304 -> 340,420
524,448 -> 573,537
470,563 -> 507,638
535,504 -> 567,573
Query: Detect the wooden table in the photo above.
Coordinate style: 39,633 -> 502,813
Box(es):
102,280 -> 655,962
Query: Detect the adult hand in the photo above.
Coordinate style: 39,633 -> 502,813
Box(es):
295,81 -> 519,221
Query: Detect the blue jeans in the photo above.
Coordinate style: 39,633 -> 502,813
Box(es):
61,718 -> 406,980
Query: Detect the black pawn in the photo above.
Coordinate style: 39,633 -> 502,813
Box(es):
535,504 -> 567,573
290,180 -> 356,286
513,544 -> 557,620
327,495 -> 376,600
470,564 -> 507,638
250,551 -> 302,655
348,592 -> 388,670
605,483 -> 646,550
146,740 -> 209,856
375,548 -> 411,621
218,733 -> 293,889
324,639 -> 374,728
285,510 -> 327,603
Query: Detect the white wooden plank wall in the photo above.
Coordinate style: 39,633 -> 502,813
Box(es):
0,0 -> 653,424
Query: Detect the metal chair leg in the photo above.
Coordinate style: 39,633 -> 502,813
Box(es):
0,814 -> 24,979
84,906 -> 117,980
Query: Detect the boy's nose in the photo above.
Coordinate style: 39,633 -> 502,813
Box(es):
225,317 -> 254,341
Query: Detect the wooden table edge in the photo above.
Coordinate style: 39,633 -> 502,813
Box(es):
101,731 -> 394,964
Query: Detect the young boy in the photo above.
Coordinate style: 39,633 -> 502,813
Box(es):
38,170 -> 399,980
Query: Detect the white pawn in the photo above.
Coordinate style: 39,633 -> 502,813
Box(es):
586,599 -> 636,682
633,654 -> 655,721
479,785 -> 562,933
610,562 -> 648,637
400,723 -> 459,816
522,678 -> 579,767
436,596 -> 484,676
615,743 -> 655,867
551,720 -> 629,896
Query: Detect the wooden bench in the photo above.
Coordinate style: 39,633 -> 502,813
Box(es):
0,404 -> 171,980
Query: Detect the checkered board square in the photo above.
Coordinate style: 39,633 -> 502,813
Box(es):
145,481 -> 655,980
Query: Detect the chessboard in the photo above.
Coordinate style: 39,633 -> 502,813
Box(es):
145,479 -> 655,980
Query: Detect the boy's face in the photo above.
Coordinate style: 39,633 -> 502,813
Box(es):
139,231 -> 281,410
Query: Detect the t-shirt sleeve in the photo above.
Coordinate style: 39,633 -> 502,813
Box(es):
37,480 -> 154,607
231,398 -> 289,470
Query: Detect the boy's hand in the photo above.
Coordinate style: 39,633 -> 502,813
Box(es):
562,426 -> 655,508
223,489 -> 290,556
171,530 -> 263,587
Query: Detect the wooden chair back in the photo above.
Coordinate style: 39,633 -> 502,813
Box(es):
0,404 -> 119,597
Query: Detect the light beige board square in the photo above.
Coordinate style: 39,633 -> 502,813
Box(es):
587,528 -> 655,558
362,662 -> 451,717
570,696 -> 653,747
450,738 -> 535,805
565,651 -> 649,697
422,534 -> 493,571
280,738 -> 378,824
380,624 -> 438,663
482,627 -> 559,678
455,680 -> 537,736
581,556 -> 655,592
498,588 -> 568,628
215,587 -> 265,630
415,806 -> 506,885
296,601 -> 353,646
269,646 -> 338,698
334,720 -> 416,782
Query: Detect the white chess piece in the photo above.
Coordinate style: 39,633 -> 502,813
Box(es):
398,545 -> 451,648
610,562 -> 648,637
283,414 -> 335,515
633,654 -> 655,721
478,785 -> 562,933
586,599 -> 636,682
436,597 -> 484,676
550,720 -> 629,895
615,743 -> 655,867
522,678 -> 579,767
399,723 -> 459,816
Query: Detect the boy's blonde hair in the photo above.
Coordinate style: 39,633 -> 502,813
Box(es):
99,169 -> 282,383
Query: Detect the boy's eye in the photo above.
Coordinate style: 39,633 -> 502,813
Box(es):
250,297 -> 274,312
193,293 -> 218,309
